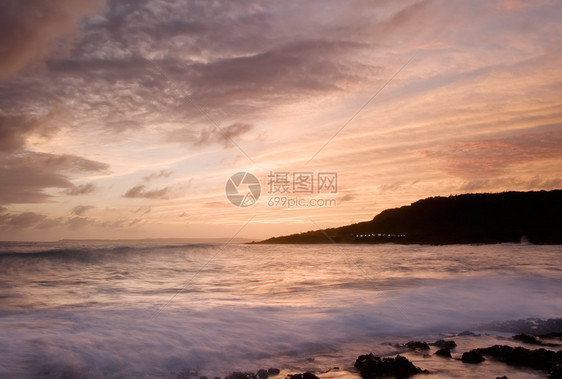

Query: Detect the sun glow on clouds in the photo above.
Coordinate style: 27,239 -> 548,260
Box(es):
0,0 -> 561,240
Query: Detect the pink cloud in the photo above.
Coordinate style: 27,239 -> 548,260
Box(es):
423,130 -> 562,179
0,0 -> 106,78
497,0 -> 529,11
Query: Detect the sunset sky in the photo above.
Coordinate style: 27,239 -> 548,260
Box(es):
1,0 -> 561,241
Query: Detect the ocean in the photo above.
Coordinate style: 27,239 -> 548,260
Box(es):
0,242 -> 560,378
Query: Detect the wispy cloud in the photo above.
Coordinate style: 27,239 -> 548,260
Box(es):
71,205 -> 95,216
0,111 -> 60,152
123,185 -> 169,199
0,153 -> 107,204
0,0 -> 106,78
64,183 -> 97,196
423,130 -> 562,179
142,170 -> 172,182
0,210 -> 46,228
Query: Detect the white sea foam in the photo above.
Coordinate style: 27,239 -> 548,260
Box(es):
0,243 -> 560,377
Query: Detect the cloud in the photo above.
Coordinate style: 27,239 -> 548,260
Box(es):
0,111 -> 60,153
97,217 -> 146,228
459,176 -> 562,192
35,217 -> 65,229
168,122 -> 255,149
187,40 -> 365,103
132,206 -> 151,215
0,0 -> 106,78
66,216 -> 92,230
0,211 -> 145,231
41,154 -> 108,172
497,0 -> 529,11
423,130 -> 562,179
71,205 -> 95,216
339,193 -> 356,202
196,123 -> 254,147
123,185 -> 169,199
0,0 -> 406,140
64,183 -> 97,196
0,152 -> 107,204
143,170 -> 172,182
0,208 -> 46,229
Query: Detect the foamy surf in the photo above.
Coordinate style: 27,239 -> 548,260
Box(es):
0,242 -> 560,378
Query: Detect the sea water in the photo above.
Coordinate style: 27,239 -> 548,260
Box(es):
0,242 -> 560,378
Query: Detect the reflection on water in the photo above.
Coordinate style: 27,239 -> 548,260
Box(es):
0,242 -> 560,377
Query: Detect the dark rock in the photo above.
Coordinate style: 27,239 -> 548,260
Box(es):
287,373 -> 319,379
458,331 -> 477,336
406,341 -> 430,351
200,377 -> 208,379
480,318 -> 562,335
549,363 -> 562,379
432,339 -> 457,349
256,369 -> 268,379
225,372 -> 257,379
542,332 -> 562,339
461,350 -> 485,363
266,368 -> 280,376
475,345 -> 561,372
495,376 -> 508,379
435,348 -> 451,358
177,370 -> 199,379
213,377 -> 221,379
514,334 -> 542,345
354,353 -> 427,378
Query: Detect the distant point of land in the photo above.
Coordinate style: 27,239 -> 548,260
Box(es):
259,190 -> 562,245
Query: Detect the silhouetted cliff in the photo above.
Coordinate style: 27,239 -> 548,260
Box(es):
260,190 -> 562,245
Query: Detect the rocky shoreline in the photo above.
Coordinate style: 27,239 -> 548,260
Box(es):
173,319 -> 562,379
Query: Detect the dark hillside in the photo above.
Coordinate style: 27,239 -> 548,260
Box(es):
260,190 -> 562,245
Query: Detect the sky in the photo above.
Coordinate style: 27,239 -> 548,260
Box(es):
0,0 -> 561,241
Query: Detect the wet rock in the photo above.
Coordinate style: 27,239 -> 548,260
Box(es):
266,368 -> 280,376
225,372 -> 257,379
461,350 -> 485,363
542,332 -> 562,339
432,339 -> 457,349
434,348 -> 451,358
354,353 -> 427,378
549,363 -> 562,379
256,369 -> 268,379
287,373 -> 319,379
514,334 -> 542,345
406,341 -> 430,351
481,318 -> 562,335
458,331 -> 478,336
475,345 -> 561,372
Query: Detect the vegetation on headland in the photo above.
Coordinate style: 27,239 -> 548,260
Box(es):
259,190 -> 562,245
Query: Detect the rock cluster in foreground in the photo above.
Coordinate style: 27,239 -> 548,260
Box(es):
354,353 -> 427,378
179,326 -> 562,379
462,345 -> 562,378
